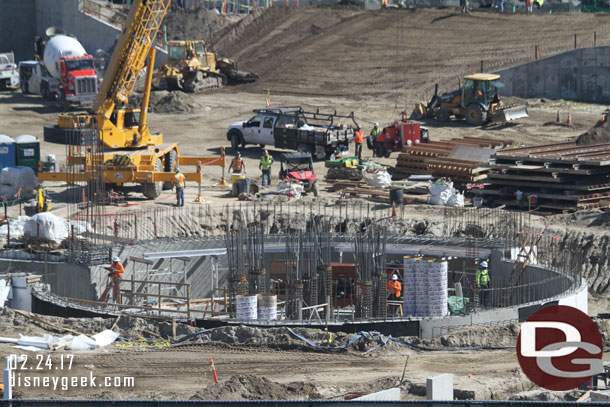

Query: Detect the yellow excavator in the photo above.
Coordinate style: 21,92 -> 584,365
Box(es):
155,39 -> 258,92
411,73 -> 528,126
39,0 -> 224,199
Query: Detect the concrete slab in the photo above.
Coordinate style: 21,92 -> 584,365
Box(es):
426,373 -> 453,400
354,388 -> 401,400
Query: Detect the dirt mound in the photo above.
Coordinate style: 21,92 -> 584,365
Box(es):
129,90 -> 203,114
430,323 -> 520,348
163,8 -> 239,44
509,389 -> 580,401
576,115 -> 610,145
190,374 -> 322,400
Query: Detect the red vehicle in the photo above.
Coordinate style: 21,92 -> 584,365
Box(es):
279,152 -> 319,196
367,119 -> 429,158
34,32 -> 98,106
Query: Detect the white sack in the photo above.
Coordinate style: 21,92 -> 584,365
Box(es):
428,181 -> 464,208
0,167 -> 38,193
24,212 -> 69,243
362,167 -> 392,189
276,181 -> 304,200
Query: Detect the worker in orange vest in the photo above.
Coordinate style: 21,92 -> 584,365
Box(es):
386,274 -> 401,301
103,256 -> 124,302
353,126 -> 364,161
230,152 -> 246,175
172,167 -> 186,207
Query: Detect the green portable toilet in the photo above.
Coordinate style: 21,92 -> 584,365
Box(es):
15,134 -> 40,174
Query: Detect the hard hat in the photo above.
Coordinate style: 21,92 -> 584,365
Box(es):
391,274 -> 398,280
112,256 -> 120,263
375,122 -> 379,127
480,261 -> 488,268
175,167 -> 180,172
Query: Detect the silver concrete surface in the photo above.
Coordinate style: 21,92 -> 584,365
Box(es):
426,374 -> 453,401
498,46 -> 610,104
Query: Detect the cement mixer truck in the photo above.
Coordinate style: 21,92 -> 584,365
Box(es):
22,28 -> 98,106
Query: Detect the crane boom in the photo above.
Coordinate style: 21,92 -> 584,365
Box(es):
94,0 -> 170,119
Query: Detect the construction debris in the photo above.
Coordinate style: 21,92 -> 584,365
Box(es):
474,142 -> 610,212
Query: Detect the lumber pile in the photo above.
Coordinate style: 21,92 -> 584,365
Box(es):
393,137 -> 511,184
473,142 -> 610,212
329,180 -> 429,204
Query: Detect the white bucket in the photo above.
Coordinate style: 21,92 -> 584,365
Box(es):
257,294 -> 277,320
236,295 -> 258,319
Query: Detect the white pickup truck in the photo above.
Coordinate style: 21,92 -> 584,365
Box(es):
226,107 -> 357,159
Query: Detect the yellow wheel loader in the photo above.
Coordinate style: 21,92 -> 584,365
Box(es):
155,40 -> 258,93
411,73 -> 528,126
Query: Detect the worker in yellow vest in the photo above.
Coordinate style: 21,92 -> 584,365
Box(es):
172,168 -> 186,207
259,150 -> 274,188
476,261 -> 491,307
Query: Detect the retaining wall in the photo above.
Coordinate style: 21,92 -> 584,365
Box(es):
0,0 -> 37,63
497,46 -> 610,104
0,259 -> 94,300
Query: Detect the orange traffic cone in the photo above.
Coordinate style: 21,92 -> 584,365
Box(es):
566,112 -> 573,126
391,201 -> 397,218
556,110 -> 560,123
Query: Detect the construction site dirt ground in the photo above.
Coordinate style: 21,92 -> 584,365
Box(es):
1,6 -> 610,400
0,297 -> 608,401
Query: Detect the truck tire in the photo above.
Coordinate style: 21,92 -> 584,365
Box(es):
163,149 -> 178,190
312,181 -> 319,197
436,107 -> 451,123
465,104 -> 487,126
230,130 -> 242,151
142,158 -> 163,199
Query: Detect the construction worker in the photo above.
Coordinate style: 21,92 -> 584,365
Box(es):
375,129 -> 387,158
259,150 -> 274,188
172,167 -> 186,207
386,274 -> 401,301
230,152 -> 245,175
353,126 -> 364,161
369,122 -> 381,156
36,184 -> 50,213
103,256 -> 124,302
476,261 -> 491,307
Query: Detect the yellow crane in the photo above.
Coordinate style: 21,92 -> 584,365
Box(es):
39,0 -> 224,199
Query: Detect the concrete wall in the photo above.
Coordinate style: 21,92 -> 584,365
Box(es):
0,0 -> 37,63
419,277 -> 588,338
498,46 -> 610,104
35,0 -> 120,58
0,258 -> 95,299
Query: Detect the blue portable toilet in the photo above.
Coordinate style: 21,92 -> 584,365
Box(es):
0,135 -> 16,170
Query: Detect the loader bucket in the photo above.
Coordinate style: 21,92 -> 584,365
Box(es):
491,105 -> 528,123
